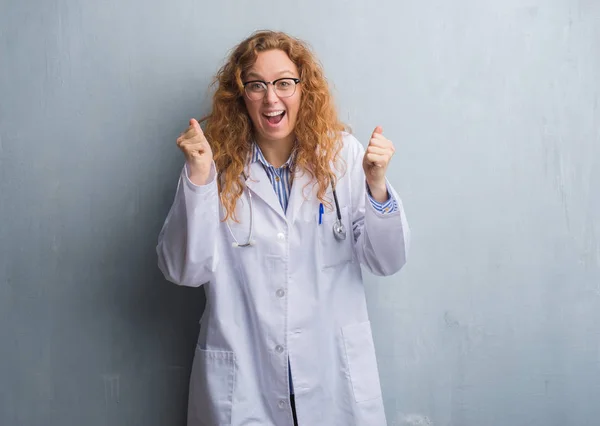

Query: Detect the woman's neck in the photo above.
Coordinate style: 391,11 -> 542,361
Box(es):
255,134 -> 296,168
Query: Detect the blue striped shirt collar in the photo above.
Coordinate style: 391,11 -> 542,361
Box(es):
251,142 -> 296,170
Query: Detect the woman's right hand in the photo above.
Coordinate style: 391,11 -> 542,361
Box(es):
176,118 -> 214,186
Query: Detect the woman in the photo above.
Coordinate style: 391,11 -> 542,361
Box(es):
157,30 -> 409,426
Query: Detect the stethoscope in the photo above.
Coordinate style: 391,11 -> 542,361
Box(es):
226,174 -> 346,248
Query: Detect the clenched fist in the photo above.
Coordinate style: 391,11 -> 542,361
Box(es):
363,126 -> 396,203
176,119 -> 213,186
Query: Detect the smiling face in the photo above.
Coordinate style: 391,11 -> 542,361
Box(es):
242,49 -> 301,147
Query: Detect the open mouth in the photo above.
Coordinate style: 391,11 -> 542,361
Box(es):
263,110 -> 286,126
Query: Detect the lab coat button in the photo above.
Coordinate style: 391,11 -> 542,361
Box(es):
277,232 -> 285,241
278,399 -> 286,409
276,289 -> 285,298
275,345 -> 284,353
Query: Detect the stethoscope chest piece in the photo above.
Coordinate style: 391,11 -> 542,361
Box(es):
333,220 -> 346,241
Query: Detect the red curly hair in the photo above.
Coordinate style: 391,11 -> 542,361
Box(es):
201,30 -> 348,221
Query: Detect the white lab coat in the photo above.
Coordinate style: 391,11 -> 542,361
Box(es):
157,132 -> 410,426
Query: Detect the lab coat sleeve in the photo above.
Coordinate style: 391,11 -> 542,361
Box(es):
348,134 -> 410,276
156,162 -> 220,287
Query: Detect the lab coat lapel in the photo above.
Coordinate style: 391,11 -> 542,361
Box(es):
245,161 -> 286,221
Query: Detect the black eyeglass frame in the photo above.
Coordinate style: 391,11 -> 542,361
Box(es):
242,78 -> 301,99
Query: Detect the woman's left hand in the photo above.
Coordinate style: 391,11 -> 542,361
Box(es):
363,126 -> 395,202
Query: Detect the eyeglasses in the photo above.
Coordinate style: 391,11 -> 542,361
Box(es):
243,78 -> 300,101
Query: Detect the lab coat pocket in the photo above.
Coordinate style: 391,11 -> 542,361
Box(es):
342,321 -> 382,403
188,348 -> 236,426
318,206 -> 353,269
